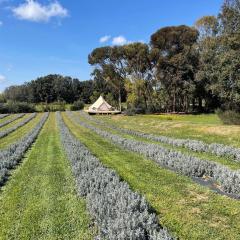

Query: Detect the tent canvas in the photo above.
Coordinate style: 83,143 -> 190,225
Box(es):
87,96 -> 121,114
89,96 -> 113,111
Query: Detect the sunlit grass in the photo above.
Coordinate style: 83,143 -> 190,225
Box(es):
0,113 -> 95,240
0,113 -> 43,149
63,112 -> 240,240
75,112 -> 240,170
94,113 -> 240,147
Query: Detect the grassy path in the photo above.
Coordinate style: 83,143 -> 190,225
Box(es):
0,113 -> 43,149
95,114 -> 240,147
76,112 -> 240,170
63,112 -> 240,240
0,113 -> 94,240
0,113 -> 27,131
0,114 -> 17,124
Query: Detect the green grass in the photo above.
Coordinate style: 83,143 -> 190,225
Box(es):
0,113 -> 28,131
35,103 -> 72,112
94,113 -> 240,147
0,114 -> 19,124
0,113 -> 43,149
75,112 -> 240,170
0,113 -> 95,240
63,112 -> 240,240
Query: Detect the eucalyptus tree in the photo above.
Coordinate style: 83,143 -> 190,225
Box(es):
122,42 -> 156,111
216,0 -> 240,111
150,25 -> 199,112
194,16 -> 221,111
88,46 -> 127,111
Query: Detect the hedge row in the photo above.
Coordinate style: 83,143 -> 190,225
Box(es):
57,112 -> 173,240
0,113 -> 25,128
79,111 -> 240,162
0,113 -> 36,139
70,112 -> 240,198
0,113 -> 49,185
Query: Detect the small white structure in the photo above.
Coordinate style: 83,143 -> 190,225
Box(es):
86,96 -> 121,115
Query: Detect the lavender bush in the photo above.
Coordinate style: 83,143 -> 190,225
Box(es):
70,112 -> 240,198
57,112 -> 173,240
0,114 -> 9,120
0,113 -> 49,185
0,113 -> 25,128
0,113 -> 36,138
79,111 -> 240,162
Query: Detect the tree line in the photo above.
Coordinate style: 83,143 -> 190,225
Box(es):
88,0 -> 240,113
1,0 -> 239,115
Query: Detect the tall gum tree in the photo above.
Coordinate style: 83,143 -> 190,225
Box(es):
88,46 -> 127,111
150,25 -> 199,112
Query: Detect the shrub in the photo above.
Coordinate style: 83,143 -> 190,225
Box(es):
70,111 -> 240,198
0,113 -> 37,138
70,100 -> 84,111
217,109 -> 240,125
35,102 -> 70,112
124,108 -> 136,116
0,101 -> 35,114
0,113 -> 25,128
0,114 -> 9,120
0,113 -> 49,186
80,111 -> 240,162
57,112 -> 173,240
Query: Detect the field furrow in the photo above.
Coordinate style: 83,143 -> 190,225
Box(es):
62,111 -> 240,240
57,112 -> 173,239
0,114 -> 9,120
0,113 -> 25,129
80,112 -> 240,163
77,112 -> 240,170
68,112 -> 240,198
0,113 -> 94,240
0,113 -> 43,149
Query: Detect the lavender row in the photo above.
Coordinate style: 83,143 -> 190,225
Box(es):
0,113 -> 49,185
79,111 -> 240,162
69,112 -> 240,198
0,113 -> 25,128
57,112 -> 173,240
0,114 -> 9,120
0,113 -> 36,139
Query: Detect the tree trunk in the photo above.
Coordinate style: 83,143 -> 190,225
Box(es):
173,88 -> 176,112
198,97 -> 203,112
118,88 -> 122,112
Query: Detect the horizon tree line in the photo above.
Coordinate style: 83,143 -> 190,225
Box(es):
1,0 -> 239,114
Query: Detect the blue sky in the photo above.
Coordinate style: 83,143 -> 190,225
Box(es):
0,0 -> 223,92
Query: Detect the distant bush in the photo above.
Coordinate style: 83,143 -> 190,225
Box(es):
124,106 -> 146,116
217,109 -> 240,125
36,102 -> 67,112
70,100 -> 84,111
124,108 -> 136,116
0,101 -> 35,114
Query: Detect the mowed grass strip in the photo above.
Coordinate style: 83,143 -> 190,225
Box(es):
0,114 -> 18,124
0,113 -> 94,240
63,112 -> 240,240
0,113 -> 26,130
0,113 -> 43,149
95,114 -> 240,147
75,112 -> 240,170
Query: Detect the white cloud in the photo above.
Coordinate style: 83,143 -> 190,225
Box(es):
0,21 -> 3,26
99,35 -> 111,43
0,74 -> 6,83
112,35 -> 128,45
12,0 -> 68,22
